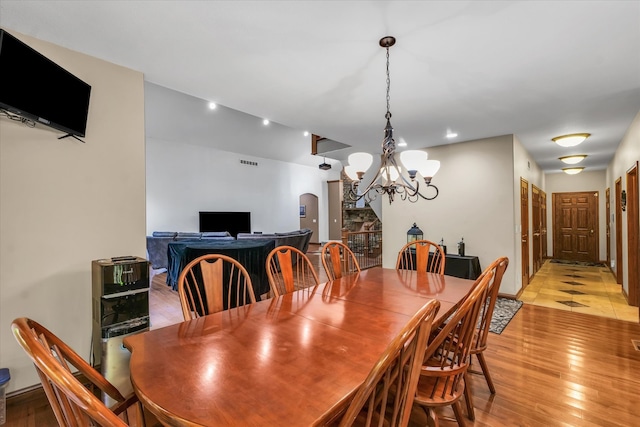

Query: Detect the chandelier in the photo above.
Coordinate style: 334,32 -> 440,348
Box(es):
343,36 -> 440,204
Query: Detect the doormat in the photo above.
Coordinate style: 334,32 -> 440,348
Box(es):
550,259 -> 607,267
489,297 -> 523,334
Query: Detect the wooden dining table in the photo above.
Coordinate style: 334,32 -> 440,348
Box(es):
124,267 -> 475,426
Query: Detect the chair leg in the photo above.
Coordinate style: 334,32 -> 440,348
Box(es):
476,352 -> 496,394
451,401 -> 467,427
463,372 -> 475,421
426,407 -> 440,427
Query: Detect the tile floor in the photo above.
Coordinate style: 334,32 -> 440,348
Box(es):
520,259 -> 639,322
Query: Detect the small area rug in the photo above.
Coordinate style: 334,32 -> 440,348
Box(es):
489,297 -> 523,334
550,259 -> 606,267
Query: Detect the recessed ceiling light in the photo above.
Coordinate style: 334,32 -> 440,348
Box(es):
562,167 -> 585,175
446,132 -> 458,138
559,155 -> 587,165
263,119 -> 269,125
552,133 -> 590,147
208,102 -> 216,110
303,131 -> 309,137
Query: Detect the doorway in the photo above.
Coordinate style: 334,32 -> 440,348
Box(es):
626,162 -> 639,307
299,193 -> 319,244
552,191 -> 599,263
532,185 -> 542,273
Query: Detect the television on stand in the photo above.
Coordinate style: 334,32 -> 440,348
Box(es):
199,211 -> 251,238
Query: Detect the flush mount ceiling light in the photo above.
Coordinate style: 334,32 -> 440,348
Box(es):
559,154 -> 587,165
562,167 -> 585,175
343,36 -> 440,204
552,133 -> 590,147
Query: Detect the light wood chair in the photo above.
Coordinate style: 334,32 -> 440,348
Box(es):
411,268 -> 495,427
177,253 -> 255,320
321,241 -> 361,280
462,256 -> 509,420
395,240 -> 445,274
11,317 -> 146,427
266,245 -> 321,297
338,299 -> 441,427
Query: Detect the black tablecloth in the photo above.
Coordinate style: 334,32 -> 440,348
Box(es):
442,254 -> 482,280
401,249 -> 482,280
167,239 -> 276,298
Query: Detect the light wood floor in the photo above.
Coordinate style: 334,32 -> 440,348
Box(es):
6,255 -> 640,426
521,260 -> 638,322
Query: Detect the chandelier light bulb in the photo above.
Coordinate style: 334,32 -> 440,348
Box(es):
399,150 -> 428,178
348,152 -> 373,174
419,160 -> 441,179
344,165 -> 360,181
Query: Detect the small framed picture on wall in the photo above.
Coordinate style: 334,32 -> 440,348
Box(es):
300,205 -> 306,218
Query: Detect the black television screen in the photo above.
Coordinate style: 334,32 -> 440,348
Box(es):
0,29 -> 91,137
199,211 -> 251,238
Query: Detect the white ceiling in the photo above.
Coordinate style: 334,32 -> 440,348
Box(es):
1,1 -> 639,173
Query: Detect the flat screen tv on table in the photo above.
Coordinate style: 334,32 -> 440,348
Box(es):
0,29 -> 91,138
199,211 -> 251,238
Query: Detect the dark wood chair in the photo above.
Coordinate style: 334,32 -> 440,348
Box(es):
412,269 -> 495,426
463,256 -> 510,420
177,253 -> 255,320
338,299 -> 441,427
395,240 -> 445,274
11,317 -> 147,427
321,241 -> 361,280
266,245 -> 321,297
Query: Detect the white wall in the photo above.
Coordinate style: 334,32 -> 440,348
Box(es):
382,135 -> 520,295
544,170 -> 607,261
0,30 -> 145,392
146,137 -> 338,239
607,109 -> 640,296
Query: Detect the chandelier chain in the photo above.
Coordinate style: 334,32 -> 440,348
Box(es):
385,47 -> 391,120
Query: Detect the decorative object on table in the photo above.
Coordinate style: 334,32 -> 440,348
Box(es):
407,222 -> 423,243
457,237 -> 465,256
489,297 -> 523,334
343,36 -> 441,204
439,237 -> 447,255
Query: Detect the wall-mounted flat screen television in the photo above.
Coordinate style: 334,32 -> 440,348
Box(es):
199,211 -> 251,238
0,29 -> 91,137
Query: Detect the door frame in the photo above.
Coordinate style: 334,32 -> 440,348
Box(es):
626,162 -> 639,307
615,178 -> 623,284
606,187 -> 611,267
552,191 -> 599,263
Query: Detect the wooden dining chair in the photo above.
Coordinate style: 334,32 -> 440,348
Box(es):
338,299 -> 441,427
321,241 -> 361,280
177,253 -> 255,320
411,268 -> 495,427
395,240 -> 445,274
462,256 -> 509,420
11,317 -> 147,427
266,245 -> 321,297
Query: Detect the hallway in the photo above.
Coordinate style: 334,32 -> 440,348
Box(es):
520,259 -> 638,322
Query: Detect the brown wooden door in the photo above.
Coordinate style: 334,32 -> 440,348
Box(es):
521,178 -> 529,287
606,187 -> 611,267
553,191 -> 599,263
541,190 -> 548,259
626,162 -> 639,307
616,178 -> 623,284
532,185 -> 541,273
